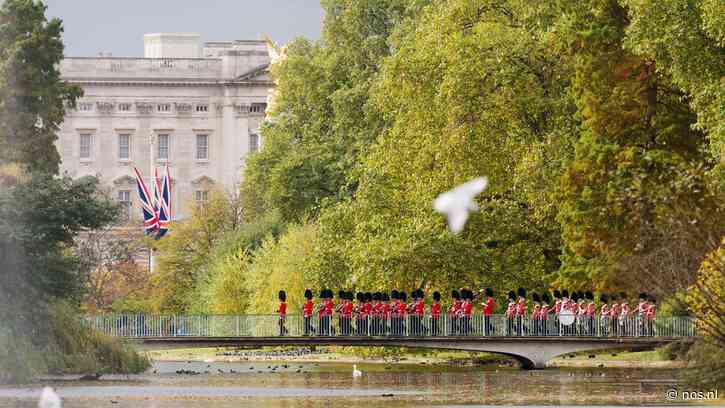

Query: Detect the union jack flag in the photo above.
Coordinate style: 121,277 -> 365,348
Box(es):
133,167 -> 159,235
155,165 -> 172,238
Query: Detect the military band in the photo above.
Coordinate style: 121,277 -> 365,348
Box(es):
282,287 -> 659,337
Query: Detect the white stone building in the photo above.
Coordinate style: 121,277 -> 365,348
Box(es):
57,33 -> 273,220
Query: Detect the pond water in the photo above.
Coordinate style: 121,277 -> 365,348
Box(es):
0,361 -> 708,407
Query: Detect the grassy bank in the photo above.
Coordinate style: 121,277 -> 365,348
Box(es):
0,302 -> 150,383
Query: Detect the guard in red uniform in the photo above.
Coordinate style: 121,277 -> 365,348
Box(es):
318,289 -> 333,336
303,289 -> 314,335
461,289 -> 474,335
552,290 -> 562,335
645,297 -> 656,336
637,293 -> 648,336
516,288 -> 527,336
449,290 -> 462,335
371,292 -> 382,336
431,291 -> 441,336
482,288 -> 495,336
531,293 -> 541,335
505,290 -> 516,336
390,290 -> 400,335
277,290 -> 288,336
599,294 -> 610,336
608,293 -> 620,336
414,289 -> 425,336
341,291 -> 354,335
541,292 -> 551,335
397,291 -> 408,335
382,292 -> 391,335
585,291 -> 595,335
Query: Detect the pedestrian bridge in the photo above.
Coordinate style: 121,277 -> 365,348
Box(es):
87,314 -> 697,369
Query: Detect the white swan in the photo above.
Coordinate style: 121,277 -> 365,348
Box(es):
352,364 -> 362,378
39,387 -> 61,408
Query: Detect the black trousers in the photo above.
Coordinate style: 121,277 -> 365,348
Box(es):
431,317 -> 439,336
304,316 -> 313,335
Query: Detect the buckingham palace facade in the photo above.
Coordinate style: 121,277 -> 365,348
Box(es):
57,33 -> 273,220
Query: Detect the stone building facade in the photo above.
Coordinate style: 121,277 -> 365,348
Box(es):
57,33 -> 273,220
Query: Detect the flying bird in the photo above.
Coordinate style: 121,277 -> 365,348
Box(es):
434,177 -> 488,234
38,387 -> 61,408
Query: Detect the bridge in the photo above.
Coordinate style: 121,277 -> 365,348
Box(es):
88,314 -> 697,369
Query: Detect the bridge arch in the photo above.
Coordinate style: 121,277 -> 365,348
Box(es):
133,336 -> 673,369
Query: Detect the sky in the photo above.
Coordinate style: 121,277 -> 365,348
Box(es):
44,0 -> 324,57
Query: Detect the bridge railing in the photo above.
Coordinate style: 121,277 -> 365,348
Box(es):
86,314 -> 697,339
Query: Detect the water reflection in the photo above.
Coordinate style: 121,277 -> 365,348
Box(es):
0,361 -> 690,407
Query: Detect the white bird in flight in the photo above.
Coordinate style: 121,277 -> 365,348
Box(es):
38,387 -> 61,408
434,177 -> 488,234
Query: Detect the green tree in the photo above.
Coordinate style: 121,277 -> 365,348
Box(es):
0,0 -> 82,173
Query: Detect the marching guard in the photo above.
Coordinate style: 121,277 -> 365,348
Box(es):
516,288 -> 527,336
303,289 -> 315,335
482,288 -> 495,336
505,290 -> 516,336
531,293 -> 541,336
540,292 -> 551,336
431,291 -> 441,336
277,290 -> 288,336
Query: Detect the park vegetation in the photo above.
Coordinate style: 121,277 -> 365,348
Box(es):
0,0 -> 149,382
138,0 -> 724,383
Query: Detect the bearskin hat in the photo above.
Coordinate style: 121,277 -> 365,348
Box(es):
553,289 -> 561,298
418,289 -> 425,298
485,288 -> 494,297
391,290 -> 399,300
452,290 -> 460,300
639,292 -> 647,300
571,292 -> 579,302
364,292 -> 372,302
382,293 -> 390,301
356,292 -> 364,302
279,290 -> 287,301
373,292 -> 381,301
532,293 -> 540,302
600,293 -> 608,303
562,289 -> 569,298
304,289 -> 313,300
577,291 -> 585,301
508,290 -> 516,300
542,293 -> 551,303
411,290 -> 419,299
433,291 -> 441,301
649,297 -> 656,303
585,291 -> 594,300
517,287 -> 526,298
610,293 -> 618,301
400,291 -> 408,301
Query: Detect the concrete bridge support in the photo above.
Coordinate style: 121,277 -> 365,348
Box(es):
133,336 -> 672,369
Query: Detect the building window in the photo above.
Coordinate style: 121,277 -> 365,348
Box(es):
157,103 -> 171,112
249,103 -> 266,114
118,103 -> 132,112
195,190 -> 208,208
196,134 -> 209,160
79,134 -> 92,160
118,134 -> 131,160
157,134 -> 169,160
78,103 -> 93,112
118,190 -> 132,221
249,133 -> 260,153
196,104 -> 208,112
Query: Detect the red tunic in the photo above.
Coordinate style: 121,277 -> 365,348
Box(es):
600,304 -> 609,317
277,302 -> 287,316
396,302 -> 407,316
303,300 -> 314,317
540,304 -> 550,320
342,300 -> 354,317
610,303 -> 620,318
431,303 -> 441,317
462,300 -> 473,317
505,300 -> 516,318
372,302 -> 383,317
383,303 -> 391,318
645,304 -> 656,320
516,299 -> 526,316
554,299 -> 562,314
483,297 -> 494,316
414,300 -> 425,316
531,304 -> 541,320
450,300 -> 462,316
587,302 -> 596,316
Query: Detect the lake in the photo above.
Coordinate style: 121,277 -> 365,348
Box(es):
0,361 -> 706,407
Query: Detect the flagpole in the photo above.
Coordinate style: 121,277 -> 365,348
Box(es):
149,130 -> 155,273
